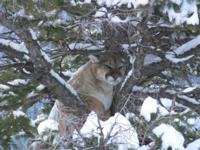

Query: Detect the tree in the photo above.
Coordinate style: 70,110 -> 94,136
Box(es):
0,0 -> 200,149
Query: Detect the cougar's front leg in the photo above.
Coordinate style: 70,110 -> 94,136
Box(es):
81,95 -> 111,120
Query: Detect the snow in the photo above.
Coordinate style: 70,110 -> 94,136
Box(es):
41,51 -> 52,63
69,42 -> 104,50
138,143 -> 153,150
182,86 -> 197,93
194,117 -> 200,130
22,68 -> 31,74
0,84 -> 10,90
84,0 -> 91,3
0,39 -> 28,54
140,96 -> 158,122
108,14 -> 129,23
160,98 -> 172,109
177,95 -> 199,105
45,9 -> 57,17
164,0 -> 199,25
158,106 -> 169,116
140,97 -> 172,118
7,79 -> 29,86
10,132 -> 29,150
170,0 -> 182,5
63,0 -> 200,25
13,110 -> 26,119
132,85 -> 160,93
23,55 -> 30,61
96,0 -> 149,8
153,124 -> 185,150
162,70 -> 172,78
187,118 -> 196,125
0,26 -> 10,35
37,119 -> 58,135
62,70 -> 74,77
186,138 -> 200,150
36,84 -> 45,91
165,51 -> 194,64
50,69 -> 79,97
27,91 -> 37,98
95,7 -> 107,18
68,43 -> 136,51
76,112 -> 139,150
174,35 -> 200,55
143,54 -> 162,66
0,52 -> 11,64
41,19 -> 67,27
58,10 -> 73,21
29,28 -> 37,40
188,74 -> 200,86
0,91 -> 16,98
14,8 -> 34,20
96,8 -> 132,23
120,69 -> 132,90
32,113 -> 47,125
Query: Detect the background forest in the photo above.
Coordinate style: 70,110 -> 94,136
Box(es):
0,0 -> 200,149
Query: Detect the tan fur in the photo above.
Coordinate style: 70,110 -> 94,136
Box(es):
48,52 -> 127,135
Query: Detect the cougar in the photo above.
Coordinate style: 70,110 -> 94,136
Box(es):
48,52 -> 127,135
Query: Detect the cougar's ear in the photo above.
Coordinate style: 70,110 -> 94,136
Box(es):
89,55 -> 99,63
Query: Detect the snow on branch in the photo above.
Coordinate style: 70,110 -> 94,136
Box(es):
81,0 -> 149,8
50,69 -> 83,104
13,110 -> 27,119
174,35 -> 200,55
28,28 -> 37,40
177,95 -> 200,105
7,79 -> 29,86
164,0 -> 199,25
0,11 -> 86,108
140,96 -> 158,122
165,52 -> 194,64
165,35 -> 200,63
69,42 -> 104,50
153,123 -> 185,150
0,38 -> 28,54
182,86 -> 198,94
0,43 -> 29,61
40,51 -> 52,63
0,84 -> 10,90
37,119 -> 58,135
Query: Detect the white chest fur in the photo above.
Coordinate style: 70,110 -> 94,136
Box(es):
90,83 -> 113,111
93,92 -> 113,111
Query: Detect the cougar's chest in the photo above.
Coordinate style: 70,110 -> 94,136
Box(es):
98,93 -> 113,111
92,85 -> 113,111
77,82 -> 113,111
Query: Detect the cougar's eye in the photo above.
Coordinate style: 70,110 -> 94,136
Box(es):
104,64 -> 112,69
118,66 -> 124,70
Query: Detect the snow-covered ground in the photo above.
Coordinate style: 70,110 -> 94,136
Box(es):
37,96 -> 200,150
38,112 -> 139,150
76,112 -> 139,149
37,119 -> 58,135
153,124 -> 185,150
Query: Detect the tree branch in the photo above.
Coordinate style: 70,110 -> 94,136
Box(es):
0,10 -> 88,111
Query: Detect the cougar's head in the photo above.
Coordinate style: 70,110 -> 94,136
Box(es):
89,52 -> 127,86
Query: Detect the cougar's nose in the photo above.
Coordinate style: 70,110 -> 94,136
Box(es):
112,73 -> 120,80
